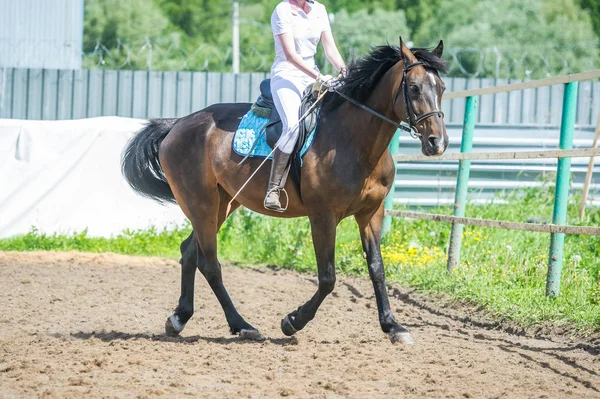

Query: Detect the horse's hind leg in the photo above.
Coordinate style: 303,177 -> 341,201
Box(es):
197,187 -> 264,340
167,185 -> 263,340
165,231 -> 198,336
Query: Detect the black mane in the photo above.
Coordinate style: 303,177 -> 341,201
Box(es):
323,45 -> 449,110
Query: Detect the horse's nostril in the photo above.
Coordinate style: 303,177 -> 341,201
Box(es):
428,136 -> 438,147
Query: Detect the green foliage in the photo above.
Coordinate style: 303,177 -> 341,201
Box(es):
84,0 -> 169,50
322,0 -> 396,13
329,8 -> 410,59
395,0 -> 443,39
83,0 -> 172,69
4,186 -> 599,330
415,0 -> 600,78
0,225 -> 190,258
159,0 -> 239,44
82,0 -> 599,77
579,0 -> 600,39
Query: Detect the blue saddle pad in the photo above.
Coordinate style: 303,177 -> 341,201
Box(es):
232,110 -> 317,159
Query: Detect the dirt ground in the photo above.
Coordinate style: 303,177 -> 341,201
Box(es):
0,251 -> 598,399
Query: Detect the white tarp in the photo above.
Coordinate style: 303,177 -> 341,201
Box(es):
0,117 -> 187,238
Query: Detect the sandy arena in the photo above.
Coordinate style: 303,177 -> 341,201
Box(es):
0,251 -> 598,398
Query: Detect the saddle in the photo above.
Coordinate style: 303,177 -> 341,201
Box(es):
250,79 -> 322,200
252,78 -> 320,150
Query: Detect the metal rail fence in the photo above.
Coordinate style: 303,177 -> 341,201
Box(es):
1,68 -> 599,126
383,70 -> 600,298
391,124 -> 600,208
0,67 -> 599,209
1,67 -> 599,207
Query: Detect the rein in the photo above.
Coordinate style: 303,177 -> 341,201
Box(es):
334,61 -> 444,139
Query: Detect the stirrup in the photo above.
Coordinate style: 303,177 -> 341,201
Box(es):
264,187 -> 289,213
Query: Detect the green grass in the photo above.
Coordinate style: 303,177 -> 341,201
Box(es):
0,225 -> 188,258
1,185 -> 599,331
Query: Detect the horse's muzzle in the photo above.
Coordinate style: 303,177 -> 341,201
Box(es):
422,134 -> 447,156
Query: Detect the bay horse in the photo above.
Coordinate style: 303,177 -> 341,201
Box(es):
122,39 -> 449,344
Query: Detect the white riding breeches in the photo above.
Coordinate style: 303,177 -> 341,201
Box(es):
270,72 -> 315,154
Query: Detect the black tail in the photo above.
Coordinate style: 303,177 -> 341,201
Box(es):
121,118 -> 178,204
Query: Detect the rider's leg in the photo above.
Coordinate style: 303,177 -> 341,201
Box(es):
264,76 -> 304,211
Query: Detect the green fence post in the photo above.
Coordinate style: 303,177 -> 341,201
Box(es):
382,130 -> 401,236
447,96 -> 478,273
546,82 -> 578,297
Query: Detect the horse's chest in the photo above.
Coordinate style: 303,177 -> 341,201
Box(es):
340,174 -> 391,216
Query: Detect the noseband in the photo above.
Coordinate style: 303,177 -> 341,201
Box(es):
333,60 -> 444,140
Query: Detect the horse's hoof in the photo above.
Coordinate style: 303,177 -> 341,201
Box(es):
389,330 -> 415,345
165,314 -> 186,337
281,315 -> 299,337
239,329 -> 265,342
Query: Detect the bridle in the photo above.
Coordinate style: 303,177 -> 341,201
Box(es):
397,61 -> 445,138
333,60 -> 444,139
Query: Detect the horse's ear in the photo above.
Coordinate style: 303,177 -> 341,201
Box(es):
399,36 -> 417,63
432,40 -> 444,58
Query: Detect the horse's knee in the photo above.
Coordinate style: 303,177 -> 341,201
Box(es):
318,275 -> 336,295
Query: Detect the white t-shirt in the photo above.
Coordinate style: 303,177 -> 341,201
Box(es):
270,0 -> 331,76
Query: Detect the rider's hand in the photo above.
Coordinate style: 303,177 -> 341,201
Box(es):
314,74 -> 333,92
315,74 -> 341,92
327,76 -> 342,91
317,74 -> 334,84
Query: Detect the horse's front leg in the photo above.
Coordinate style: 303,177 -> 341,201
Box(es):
356,204 -> 414,344
281,213 -> 337,336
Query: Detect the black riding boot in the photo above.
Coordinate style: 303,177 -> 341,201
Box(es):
264,148 -> 291,211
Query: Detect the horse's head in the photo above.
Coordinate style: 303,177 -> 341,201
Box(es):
394,38 -> 448,156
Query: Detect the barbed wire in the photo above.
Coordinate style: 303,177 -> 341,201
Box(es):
445,45 -> 600,79
81,37 -> 600,79
83,38 -> 273,73
1,36 -> 598,79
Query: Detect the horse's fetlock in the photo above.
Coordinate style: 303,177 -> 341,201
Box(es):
177,309 -> 193,324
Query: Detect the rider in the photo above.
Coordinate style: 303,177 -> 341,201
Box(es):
265,0 -> 346,211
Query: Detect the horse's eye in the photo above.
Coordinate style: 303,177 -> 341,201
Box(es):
410,85 -> 420,94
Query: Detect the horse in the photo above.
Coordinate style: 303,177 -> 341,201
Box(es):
122,38 -> 449,344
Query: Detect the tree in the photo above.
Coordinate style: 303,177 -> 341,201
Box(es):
395,0 -> 443,39
322,0 -> 396,13
84,0 -> 169,50
415,0 -> 600,78
158,0 -> 233,43
83,0 -> 171,68
578,0 -> 600,39
328,8 -> 411,61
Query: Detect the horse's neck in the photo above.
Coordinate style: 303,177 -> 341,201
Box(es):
333,63 -> 404,172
